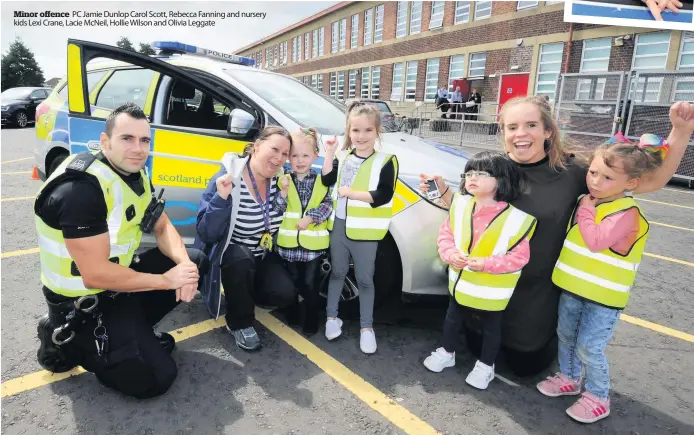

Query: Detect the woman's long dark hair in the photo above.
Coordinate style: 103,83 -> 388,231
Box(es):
460,151 -> 524,202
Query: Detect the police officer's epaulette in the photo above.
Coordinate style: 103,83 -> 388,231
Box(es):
65,151 -> 99,173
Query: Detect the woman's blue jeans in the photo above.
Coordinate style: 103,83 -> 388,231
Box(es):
557,291 -> 621,399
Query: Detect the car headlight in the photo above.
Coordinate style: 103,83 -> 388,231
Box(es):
1,106 -> 9,111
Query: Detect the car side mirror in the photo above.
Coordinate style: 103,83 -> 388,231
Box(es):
228,108 -> 255,135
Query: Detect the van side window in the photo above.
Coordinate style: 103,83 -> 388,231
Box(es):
57,70 -> 109,99
165,80 -> 232,131
95,69 -> 155,110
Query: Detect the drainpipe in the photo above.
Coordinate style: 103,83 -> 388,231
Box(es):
564,23 -> 574,73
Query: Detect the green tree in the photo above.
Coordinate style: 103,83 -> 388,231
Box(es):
1,37 -> 46,91
116,37 -> 136,52
138,43 -> 156,55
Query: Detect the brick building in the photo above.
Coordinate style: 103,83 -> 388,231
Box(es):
235,1 -> 693,116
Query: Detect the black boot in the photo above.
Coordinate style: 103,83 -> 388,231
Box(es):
155,331 -> 175,353
36,314 -> 78,373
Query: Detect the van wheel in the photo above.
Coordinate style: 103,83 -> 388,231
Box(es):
318,233 -> 401,320
47,153 -> 67,177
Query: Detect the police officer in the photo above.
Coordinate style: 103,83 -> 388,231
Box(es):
34,102 -> 208,399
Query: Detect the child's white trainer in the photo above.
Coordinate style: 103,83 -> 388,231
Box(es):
465,360 -> 495,390
325,317 -> 343,340
423,347 -> 456,372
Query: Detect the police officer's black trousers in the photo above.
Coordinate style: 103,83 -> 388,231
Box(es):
42,247 -> 208,399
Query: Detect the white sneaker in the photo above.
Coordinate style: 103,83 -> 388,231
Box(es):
325,317 -> 343,340
360,329 -> 377,354
465,360 -> 495,390
423,347 -> 456,373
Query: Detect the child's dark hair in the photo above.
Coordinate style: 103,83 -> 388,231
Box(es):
460,151 -> 523,202
593,134 -> 666,179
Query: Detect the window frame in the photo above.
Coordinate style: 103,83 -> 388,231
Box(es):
405,61 -> 418,101
364,8 -> 374,46
468,52 -> 487,79
410,1 -> 422,35
448,54 -> 466,91
424,58 -> 440,102
474,1 -> 492,20
455,1 -> 470,24
517,1 -> 539,11
374,4 -> 385,43
396,1 -> 409,38
430,1 -> 445,29
351,14 -> 359,48
391,63 -> 404,101
534,43 -> 563,101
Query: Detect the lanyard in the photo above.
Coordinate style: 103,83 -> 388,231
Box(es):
246,159 -> 271,231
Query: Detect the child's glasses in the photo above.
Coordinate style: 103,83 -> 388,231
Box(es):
462,171 -> 492,179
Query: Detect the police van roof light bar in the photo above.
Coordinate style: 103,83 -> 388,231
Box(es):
151,41 -> 255,66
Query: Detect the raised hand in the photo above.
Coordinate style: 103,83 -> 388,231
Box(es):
215,173 -> 234,200
669,101 -> 694,134
324,135 -> 339,156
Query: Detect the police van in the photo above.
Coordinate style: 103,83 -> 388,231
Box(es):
34,39 -> 470,314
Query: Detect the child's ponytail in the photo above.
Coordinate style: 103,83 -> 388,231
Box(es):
595,132 -> 668,179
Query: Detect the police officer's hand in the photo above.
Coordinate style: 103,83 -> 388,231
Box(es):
177,283 -> 198,303
216,174 -> 235,200
164,261 -> 199,290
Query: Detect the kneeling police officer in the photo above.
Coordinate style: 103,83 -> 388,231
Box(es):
34,103 -> 208,399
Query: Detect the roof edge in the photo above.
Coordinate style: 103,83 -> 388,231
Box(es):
233,1 -> 353,54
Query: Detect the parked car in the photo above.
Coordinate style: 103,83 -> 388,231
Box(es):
35,39 -> 469,317
1,87 -> 51,128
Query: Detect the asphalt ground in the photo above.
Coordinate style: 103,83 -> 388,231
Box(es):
1,127 -> 693,435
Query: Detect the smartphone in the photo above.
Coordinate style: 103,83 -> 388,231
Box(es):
426,179 -> 441,200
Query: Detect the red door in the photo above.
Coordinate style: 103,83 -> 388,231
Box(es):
498,73 -> 530,112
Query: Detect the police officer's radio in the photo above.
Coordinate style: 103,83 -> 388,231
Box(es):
140,189 -> 166,234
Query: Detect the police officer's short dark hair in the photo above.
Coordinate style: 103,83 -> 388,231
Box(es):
104,103 -> 149,137
460,151 -> 524,202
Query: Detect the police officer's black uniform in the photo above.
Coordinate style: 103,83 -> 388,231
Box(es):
35,152 -> 208,399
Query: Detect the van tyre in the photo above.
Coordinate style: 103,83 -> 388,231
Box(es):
47,153 -> 67,177
318,234 -> 402,319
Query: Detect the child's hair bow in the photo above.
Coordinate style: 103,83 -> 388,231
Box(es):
603,132 -> 669,159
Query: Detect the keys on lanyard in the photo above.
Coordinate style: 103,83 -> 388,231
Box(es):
247,160 -> 273,255
93,314 -> 109,357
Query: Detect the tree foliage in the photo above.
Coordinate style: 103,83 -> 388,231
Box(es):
138,43 -> 156,55
116,37 -> 136,52
1,37 -> 46,91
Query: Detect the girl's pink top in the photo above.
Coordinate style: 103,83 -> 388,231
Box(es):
437,201 -> 531,274
576,202 -> 640,255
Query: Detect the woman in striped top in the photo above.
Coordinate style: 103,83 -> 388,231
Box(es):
194,127 -> 298,352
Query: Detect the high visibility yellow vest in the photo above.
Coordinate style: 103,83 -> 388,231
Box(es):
276,173 -> 330,251
34,152 -> 152,297
327,150 -> 399,241
448,193 -> 537,311
552,196 -> 649,309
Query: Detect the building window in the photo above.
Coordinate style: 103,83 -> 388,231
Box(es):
319,27 -> 325,56
475,1 -> 492,20
633,31 -> 670,70
361,67 -> 371,98
580,38 -> 611,72
274,45 -> 279,67
410,1 -> 423,34
351,14 -> 359,48
305,33 -> 310,60
517,1 -> 539,10
364,9 -> 374,46
312,29 -> 319,58
455,1 -> 470,24
338,71 -> 345,100
534,43 -> 563,101
279,43 -> 284,66
425,59 -> 440,101
292,38 -> 297,63
374,5 -> 384,43
349,69 -> 357,98
330,72 -> 337,98
332,22 -> 339,53
371,66 -> 381,99
298,34 -> 303,61
283,41 -> 288,65
405,61 -> 418,100
448,55 -> 466,91
396,1 -> 408,37
577,78 -> 607,100
339,18 -> 347,51
430,1 -> 445,29
391,63 -> 404,101
311,74 -> 318,89
469,52 -> 487,78
265,48 -> 270,68
678,31 -> 694,69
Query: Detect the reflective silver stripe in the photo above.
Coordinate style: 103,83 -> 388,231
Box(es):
39,233 -> 130,257
491,208 -> 528,255
284,212 -> 302,219
41,264 -> 88,292
349,199 -> 394,208
555,261 -> 632,292
563,240 -> 638,271
368,153 -> 387,190
455,281 -> 516,300
452,195 -> 471,251
346,217 -> 391,229
88,161 -> 124,244
300,230 -> 330,237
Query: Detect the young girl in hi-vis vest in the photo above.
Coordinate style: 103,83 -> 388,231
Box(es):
424,151 -> 537,390
275,127 -> 334,335
539,133 -> 667,424
322,101 -> 398,354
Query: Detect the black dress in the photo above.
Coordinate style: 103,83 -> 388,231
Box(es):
464,155 -> 589,377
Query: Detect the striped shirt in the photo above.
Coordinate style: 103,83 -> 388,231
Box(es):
230,176 -> 284,257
